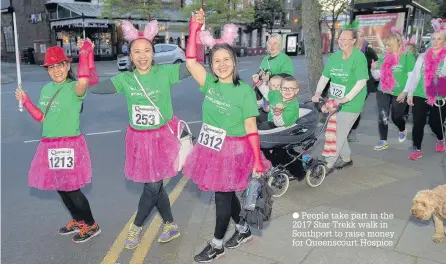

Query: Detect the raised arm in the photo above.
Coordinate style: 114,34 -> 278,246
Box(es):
75,39 -> 98,97
185,9 -> 207,87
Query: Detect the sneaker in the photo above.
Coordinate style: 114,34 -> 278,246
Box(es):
158,222 -> 180,243
224,229 -> 253,249
72,222 -> 101,243
194,243 -> 225,263
347,130 -> 357,142
125,224 -> 143,249
374,140 -> 388,151
436,140 -> 446,152
408,148 -> 423,160
59,219 -> 82,235
335,159 -> 353,169
398,130 -> 407,143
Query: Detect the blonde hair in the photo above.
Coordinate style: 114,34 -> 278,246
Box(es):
384,33 -> 403,50
268,34 -> 282,45
432,31 -> 446,43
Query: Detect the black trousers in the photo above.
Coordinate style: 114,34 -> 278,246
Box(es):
58,190 -> 95,225
214,192 -> 241,239
376,90 -> 407,140
412,96 -> 446,149
351,92 -> 370,131
134,180 -> 174,227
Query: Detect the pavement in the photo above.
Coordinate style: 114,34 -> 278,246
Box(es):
1,55 -> 446,264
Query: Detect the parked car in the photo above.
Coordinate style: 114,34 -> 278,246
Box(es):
117,43 -> 186,71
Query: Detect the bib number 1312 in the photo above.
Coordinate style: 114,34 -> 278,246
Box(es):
48,148 -> 75,169
198,124 -> 226,151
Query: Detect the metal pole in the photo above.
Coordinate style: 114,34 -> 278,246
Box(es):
13,11 -> 23,112
82,13 -> 85,38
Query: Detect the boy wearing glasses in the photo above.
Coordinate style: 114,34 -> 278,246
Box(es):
257,75 -> 300,129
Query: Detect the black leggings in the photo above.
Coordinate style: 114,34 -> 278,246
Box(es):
412,96 -> 446,149
58,190 -> 95,225
214,192 -> 241,240
376,90 -> 407,140
134,180 -> 174,227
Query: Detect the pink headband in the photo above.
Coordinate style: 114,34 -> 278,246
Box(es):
431,18 -> 446,32
120,20 -> 159,42
390,27 -> 402,35
199,24 -> 239,48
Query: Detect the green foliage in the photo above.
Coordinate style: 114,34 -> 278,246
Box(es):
183,0 -> 254,30
98,0 -> 164,19
248,0 -> 287,31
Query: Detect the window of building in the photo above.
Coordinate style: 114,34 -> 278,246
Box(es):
3,26 -> 15,52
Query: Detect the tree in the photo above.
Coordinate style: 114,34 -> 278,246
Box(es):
319,0 -> 349,53
183,0 -> 255,32
301,0 -> 324,94
247,0 -> 287,33
99,0 -> 164,20
440,1 -> 446,18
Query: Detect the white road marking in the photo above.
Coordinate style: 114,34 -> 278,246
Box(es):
186,120 -> 202,124
24,139 -> 40,143
86,130 -> 121,136
239,69 -> 249,72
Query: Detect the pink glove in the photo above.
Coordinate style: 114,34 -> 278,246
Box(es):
78,40 -> 98,85
247,132 -> 265,173
22,93 -> 44,122
186,8 -> 205,59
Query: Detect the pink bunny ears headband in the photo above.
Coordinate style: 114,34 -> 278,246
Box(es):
431,18 -> 446,32
199,24 -> 239,48
120,20 -> 159,42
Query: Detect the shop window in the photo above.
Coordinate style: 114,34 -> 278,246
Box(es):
57,6 -> 73,19
3,26 -> 15,52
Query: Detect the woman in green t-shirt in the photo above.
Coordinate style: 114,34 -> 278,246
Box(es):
88,20 -> 191,249
370,31 -> 416,151
183,10 -> 271,263
311,29 -> 369,173
15,42 -> 101,243
398,28 -> 446,160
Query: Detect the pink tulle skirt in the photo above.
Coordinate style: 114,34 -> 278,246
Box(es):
28,135 -> 92,191
124,117 -> 181,183
182,135 -> 272,192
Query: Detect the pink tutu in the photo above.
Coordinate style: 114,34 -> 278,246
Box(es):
29,135 -> 92,191
182,135 -> 271,192
124,117 -> 182,183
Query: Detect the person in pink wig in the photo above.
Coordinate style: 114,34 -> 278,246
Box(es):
398,18 -> 446,160
87,20 -> 192,249
15,39 -> 100,243
182,9 -> 271,262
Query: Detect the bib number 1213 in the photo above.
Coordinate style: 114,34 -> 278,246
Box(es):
48,148 -> 75,169
198,124 -> 226,151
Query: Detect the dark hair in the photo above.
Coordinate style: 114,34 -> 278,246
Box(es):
45,61 -> 76,81
209,43 -> 241,86
128,38 -> 156,72
281,75 -> 299,86
278,73 -> 293,78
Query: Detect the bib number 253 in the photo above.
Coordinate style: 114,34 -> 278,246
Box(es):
48,148 -> 74,169
198,124 -> 226,151
132,105 -> 160,126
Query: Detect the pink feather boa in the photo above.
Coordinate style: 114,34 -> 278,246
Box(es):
424,47 -> 446,104
380,52 -> 399,92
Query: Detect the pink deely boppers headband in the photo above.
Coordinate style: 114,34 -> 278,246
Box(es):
199,24 -> 239,48
431,18 -> 446,32
120,20 -> 159,42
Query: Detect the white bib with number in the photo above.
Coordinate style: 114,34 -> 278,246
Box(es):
48,148 -> 75,170
330,83 -> 346,98
132,105 -> 160,127
198,124 -> 226,151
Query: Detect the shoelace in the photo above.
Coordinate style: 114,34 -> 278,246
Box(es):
127,227 -> 140,241
78,223 -> 89,236
162,223 -> 172,233
66,219 -> 77,229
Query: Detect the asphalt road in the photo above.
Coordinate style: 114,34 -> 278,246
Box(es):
1,55 -> 312,264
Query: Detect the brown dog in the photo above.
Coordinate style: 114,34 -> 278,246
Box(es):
411,184 -> 446,243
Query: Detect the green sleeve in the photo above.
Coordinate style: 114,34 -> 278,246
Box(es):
405,52 -> 416,73
242,85 -> 260,119
353,53 -> 369,81
322,56 -> 333,78
268,91 -> 281,105
376,56 -> 385,70
280,54 -> 294,75
111,72 -> 126,93
163,64 -> 181,85
283,102 -> 299,126
37,87 -> 46,112
200,73 -> 216,93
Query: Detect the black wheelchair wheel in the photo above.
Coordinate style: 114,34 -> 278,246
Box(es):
267,169 -> 291,198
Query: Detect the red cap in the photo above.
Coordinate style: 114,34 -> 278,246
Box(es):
41,46 -> 72,67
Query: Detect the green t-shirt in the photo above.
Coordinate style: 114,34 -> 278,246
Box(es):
322,48 -> 369,113
377,51 -> 416,96
259,53 -> 294,76
38,80 -> 85,138
413,59 -> 445,99
267,90 -> 282,121
111,64 -> 180,130
268,94 -> 299,126
200,73 -> 259,137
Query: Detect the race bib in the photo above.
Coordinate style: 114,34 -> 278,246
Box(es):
330,83 -> 346,98
132,105 -> 160,126
198,124 -> 226,151
48,148 -> 74,170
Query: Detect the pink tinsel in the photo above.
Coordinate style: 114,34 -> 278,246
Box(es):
380,52 -> 398,92
425,47 -> 446,104
120,20 -> 159,42
199,24 -> 239,48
